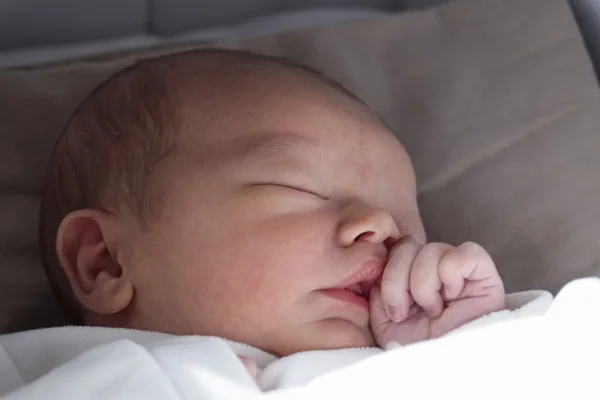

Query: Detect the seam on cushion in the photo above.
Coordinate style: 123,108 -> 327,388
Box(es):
417,104 -> 575,195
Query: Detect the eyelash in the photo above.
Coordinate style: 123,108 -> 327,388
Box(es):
254,183 -> 329,200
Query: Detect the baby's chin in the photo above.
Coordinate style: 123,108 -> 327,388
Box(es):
318,317 -> 376,349
273,318 -> 376,356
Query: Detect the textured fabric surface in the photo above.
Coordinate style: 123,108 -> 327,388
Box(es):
570,0 -> 600,78
1,0 -> 599,333
0,0 -> 447,51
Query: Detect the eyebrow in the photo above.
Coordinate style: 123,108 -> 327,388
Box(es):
234,131 -> 321,162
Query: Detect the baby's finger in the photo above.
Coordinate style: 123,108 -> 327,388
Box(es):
380,235 -> 423,322
368,284 -> 389,339
438,242 -> 501,300
410,243 -> 454,319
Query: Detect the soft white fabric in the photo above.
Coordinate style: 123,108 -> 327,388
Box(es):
1,278 -> 599,399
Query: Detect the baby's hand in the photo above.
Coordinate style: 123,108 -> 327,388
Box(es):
239,356 -> 258,381
370,237 -> 505,348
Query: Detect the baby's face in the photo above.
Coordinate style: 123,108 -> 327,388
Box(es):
124,76 -> 425,355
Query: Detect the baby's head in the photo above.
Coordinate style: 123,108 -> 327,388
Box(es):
39,49 -> 425,356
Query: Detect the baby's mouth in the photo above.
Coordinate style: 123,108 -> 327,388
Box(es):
319,287 -> 370,311
344,281 -> 374,301
320,259 -> 385,309
338,258 -> 384,298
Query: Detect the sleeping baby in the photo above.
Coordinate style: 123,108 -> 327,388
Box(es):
1,49 -> 574,397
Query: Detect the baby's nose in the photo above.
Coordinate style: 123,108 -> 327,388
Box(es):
337,204 -> 400,248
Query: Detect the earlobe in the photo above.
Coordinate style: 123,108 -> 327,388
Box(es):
56,209 -> 134,316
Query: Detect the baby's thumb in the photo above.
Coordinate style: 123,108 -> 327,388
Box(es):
369,285 -> 392,346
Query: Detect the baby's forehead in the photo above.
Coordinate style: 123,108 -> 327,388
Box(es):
149,52 -> 413,189
179,112 -> 412,201
180,89 -> 398,166
177,73 -> 386,150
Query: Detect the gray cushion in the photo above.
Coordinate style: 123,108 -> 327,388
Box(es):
1,0 -> 599,334
151,0 -> 448,35
0,0 -> 148,50
570,0 -> 600,79
0,0 -> 450,51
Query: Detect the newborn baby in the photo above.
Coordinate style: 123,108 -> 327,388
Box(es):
39,48 -> 506,354
20,50 -> 548,393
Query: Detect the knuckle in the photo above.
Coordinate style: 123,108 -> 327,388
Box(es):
457,241 -> 495,265
380,276 -> 397,289
417,243 -> 443,262
413,293 -> 439,311
417,295 -> 437,308
458,241 -> 485,255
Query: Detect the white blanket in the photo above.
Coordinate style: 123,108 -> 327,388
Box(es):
1,278 -> 599,399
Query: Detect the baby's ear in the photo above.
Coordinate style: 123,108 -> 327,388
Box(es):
56,209 -> 133,316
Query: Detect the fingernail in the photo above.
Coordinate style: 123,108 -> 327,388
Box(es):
443,287 -> 453,300
426,303 -> 443,319
388,305 -> 402,322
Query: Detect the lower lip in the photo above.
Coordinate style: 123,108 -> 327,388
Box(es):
320,288 -> 369,311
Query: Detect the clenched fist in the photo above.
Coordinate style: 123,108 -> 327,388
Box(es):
370,237 -> 505,348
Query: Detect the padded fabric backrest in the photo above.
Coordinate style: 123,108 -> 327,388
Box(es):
0,0 -> 448,50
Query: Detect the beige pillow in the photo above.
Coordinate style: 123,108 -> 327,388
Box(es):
1,0 -> 599,334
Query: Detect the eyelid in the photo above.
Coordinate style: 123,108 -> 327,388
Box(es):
251,182 -> 329,200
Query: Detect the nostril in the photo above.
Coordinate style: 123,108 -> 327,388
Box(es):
355,231 -> 375,242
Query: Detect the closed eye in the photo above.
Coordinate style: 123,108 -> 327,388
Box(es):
250,182 -> 329,200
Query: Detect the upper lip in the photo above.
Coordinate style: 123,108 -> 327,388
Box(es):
333,258 -> 385,300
